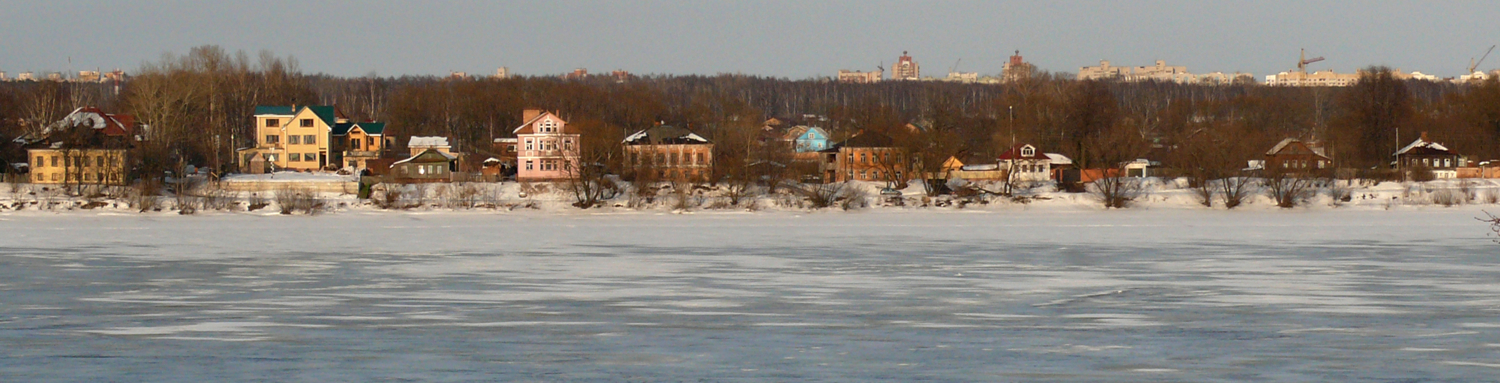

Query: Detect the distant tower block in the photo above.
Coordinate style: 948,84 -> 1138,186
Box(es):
494,67 -> 509,79
892,51 -> 920,80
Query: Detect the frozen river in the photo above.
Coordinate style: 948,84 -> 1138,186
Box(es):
2,209 -> 1499,382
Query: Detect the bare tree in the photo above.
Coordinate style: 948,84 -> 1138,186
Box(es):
563,119 -> 622,208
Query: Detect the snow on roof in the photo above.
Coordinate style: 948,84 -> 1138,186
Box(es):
683,133 -> 710,143
1267,138 -> 1329,158
493,137 -> 517,143
408,136 -> 450,148
391,149 -> 457,167
1044,153 -> 1072,165
623,130 -> 649,143
1395,138 -> 1452,156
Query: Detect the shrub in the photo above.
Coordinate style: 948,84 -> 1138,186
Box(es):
1431,189 -> 1463,207
1090,176 -> 1146,209
275,184 -> 322,215
797,182 -> 847,209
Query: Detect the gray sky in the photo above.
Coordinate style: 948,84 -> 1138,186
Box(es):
5,0 -> 1500,79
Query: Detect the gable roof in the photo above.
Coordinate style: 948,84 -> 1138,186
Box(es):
828,131 -> 897,150
783,125 -> 829,141
14,107 -> 139,145
333,122 -> 385,136
1395,137 -> 1457,157
623,125 -> 712,145
997,143 -> 1048,160
512,110 -> 575,135
255,105 -> 340,127
392,148 -> 457,167
409,136 -> 450,148
1267,138 -> 1330,159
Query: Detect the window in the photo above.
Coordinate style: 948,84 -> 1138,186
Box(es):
35,156 -> 43,167
51,173 -> 59,181
301,118 -> 314,127
96,173 -> 104,182
304,135 -> 316,145
96,156 -> 104,167
265,119 -> 279,127
564,139 -> 573,150
525,139 -> 534,151
64,156 -> 70,167
418,165 -> 426,175
289,135 -> 301,145
1022,146 -> 1035,157
266,135 -> 279,144
84,173 -> 92,181
289,153 -> 301,162
34,173 -> 42,182
351,138 -> 362,150
695,153 -> 704,164
507,144 -> 516,153
348,160 -> 357,167
525,160 -> 534,170
366,137 -> 375,148
671,153 -> 679,165
73,156 -> 82,167
656,153 -> 665,163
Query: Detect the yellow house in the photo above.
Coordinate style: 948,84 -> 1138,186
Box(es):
28,147 -> 130,185
238,105 -> 347,173
334,121 -> 393,171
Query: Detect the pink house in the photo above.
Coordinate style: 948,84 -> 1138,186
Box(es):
513,109 -> 580,181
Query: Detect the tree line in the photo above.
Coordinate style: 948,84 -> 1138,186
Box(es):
5,45 -> 1500,185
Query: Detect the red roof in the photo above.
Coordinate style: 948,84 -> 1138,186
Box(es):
997,143 -> 1048,160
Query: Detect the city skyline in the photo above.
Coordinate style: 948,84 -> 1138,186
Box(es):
4,0 -> 1500,79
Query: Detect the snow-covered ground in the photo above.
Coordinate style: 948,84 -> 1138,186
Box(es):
1,208 -> 1498,381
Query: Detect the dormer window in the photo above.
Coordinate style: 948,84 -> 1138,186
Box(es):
539,119 -> 557,133
1021,145 -> 1035,157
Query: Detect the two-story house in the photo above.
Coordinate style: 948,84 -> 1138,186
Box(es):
997,143 -> 1054,182
623,124 -> 715,182
23,107 -> 140,186
333,121 -> 392,171
1265,138 -> 1333,174
1395,131 -> 1466,179
513,109 -> 580,181
819,131 -> 910,185
238,105 -> 348,173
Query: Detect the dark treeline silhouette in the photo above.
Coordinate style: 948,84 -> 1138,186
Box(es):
5,45 -> 1500,183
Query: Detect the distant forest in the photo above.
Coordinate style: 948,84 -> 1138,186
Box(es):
5,45 -> 1500,179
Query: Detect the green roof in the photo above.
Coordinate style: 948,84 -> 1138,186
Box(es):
333,122 -> 385,136
254,105 -> 338,127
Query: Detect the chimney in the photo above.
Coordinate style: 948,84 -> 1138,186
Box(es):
1420,131 -> 1429,142
522,108 -> 542,122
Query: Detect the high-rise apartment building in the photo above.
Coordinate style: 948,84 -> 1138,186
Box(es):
892,51 -> 919,80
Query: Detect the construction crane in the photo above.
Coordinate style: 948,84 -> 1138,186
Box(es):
1470,45 -> 1495,74
950,58 -> 962,75
1297,48 -> 1325,73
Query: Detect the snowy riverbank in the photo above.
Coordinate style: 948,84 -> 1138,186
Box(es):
4,177 -> 1500,217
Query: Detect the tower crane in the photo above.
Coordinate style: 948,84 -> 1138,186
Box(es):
1469,45 -> 1495,74
1297,48 -> 1325,73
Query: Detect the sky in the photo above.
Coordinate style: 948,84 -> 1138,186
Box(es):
4,0 -> 1500,79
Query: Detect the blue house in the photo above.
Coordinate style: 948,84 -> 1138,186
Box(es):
785,125 -> 831,153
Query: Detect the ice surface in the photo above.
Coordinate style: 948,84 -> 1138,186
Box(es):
1,209 -> 1498,381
